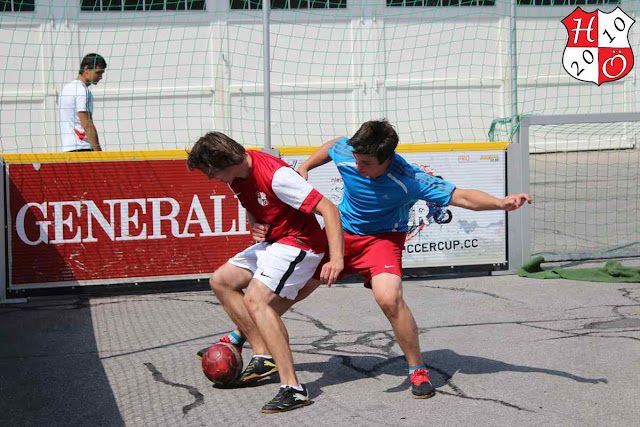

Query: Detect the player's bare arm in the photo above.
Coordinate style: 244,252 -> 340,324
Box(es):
450,188 -> 531,211
77,111 -> 102,151
297,137 -> 344,180
247,212 -> 270,242
311,197 -> 344,287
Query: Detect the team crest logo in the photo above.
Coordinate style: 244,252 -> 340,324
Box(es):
256,191 -> 269,206
562,7 -> 635,86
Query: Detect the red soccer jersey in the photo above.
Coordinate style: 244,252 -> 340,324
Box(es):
230,150 -> 327,253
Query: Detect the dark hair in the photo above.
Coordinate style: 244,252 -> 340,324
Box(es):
187,131 -> 246,172
348,119 -> 398,163
79,53 -> 107,73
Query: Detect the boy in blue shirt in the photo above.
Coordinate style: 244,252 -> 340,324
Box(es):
296,120 -> 530,398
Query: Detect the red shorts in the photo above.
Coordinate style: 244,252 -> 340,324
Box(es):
314,231 -> 406,288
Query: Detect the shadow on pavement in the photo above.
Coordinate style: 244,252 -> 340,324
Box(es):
297,348 -> 607,399
0,298 -> 125,427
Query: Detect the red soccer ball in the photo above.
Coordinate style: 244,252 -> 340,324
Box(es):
201,342 -> 243,385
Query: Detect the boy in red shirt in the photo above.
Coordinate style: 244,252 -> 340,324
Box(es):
188,132 -> 344,413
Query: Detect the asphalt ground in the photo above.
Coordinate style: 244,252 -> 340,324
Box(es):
1,259 -> 639,427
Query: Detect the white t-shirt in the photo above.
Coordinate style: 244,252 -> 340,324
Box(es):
59,80 -> 93,151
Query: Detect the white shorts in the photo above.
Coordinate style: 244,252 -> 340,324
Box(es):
228,242 -> 324,300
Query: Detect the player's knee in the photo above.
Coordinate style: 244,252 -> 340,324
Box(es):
209,269 -> 229,294
375,294 -> 402,318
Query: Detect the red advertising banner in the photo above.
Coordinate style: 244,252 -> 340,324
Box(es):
7,160 -> 253,287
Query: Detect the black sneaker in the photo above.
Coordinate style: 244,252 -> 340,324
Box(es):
236,356 -> 278,384
261,385 -> 310,413
196,346 -> 209,360
410,368 -> 436,399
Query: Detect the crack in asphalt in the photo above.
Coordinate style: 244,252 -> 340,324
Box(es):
436,389 -> 534,412
620,288 -> 640,304
581,288 -> 640,337
144,362 -> 204,416
416,284 -> 522,303
5,286 -> 633,417
286,309 -> 554,412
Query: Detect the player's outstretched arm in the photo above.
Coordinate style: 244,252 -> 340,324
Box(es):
297,137 -> 343,180
500,193 -> 532,211
311,197 -> 344,287
450,189 -> 531,212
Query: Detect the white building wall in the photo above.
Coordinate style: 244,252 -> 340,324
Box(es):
0,0 -> 637,153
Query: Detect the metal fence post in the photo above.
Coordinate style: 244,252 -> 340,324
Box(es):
262,0 -> 279,157
506,116 -> 531,272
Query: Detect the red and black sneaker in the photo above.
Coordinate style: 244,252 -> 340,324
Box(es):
410,368 -> 436,399
196,335 -> 243,360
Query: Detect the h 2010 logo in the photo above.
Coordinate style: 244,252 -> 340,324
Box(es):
562,7 -> 635,86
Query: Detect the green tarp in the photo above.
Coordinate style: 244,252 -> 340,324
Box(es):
517,256 -> 640,283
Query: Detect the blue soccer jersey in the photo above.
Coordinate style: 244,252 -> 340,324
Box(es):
328,138 -> 456,235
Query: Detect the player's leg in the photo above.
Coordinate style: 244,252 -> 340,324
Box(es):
206,244 -> 272,358
232,291 -> 295,385
244,279 -> 298,385
370,273 -> 422,365
370,273 -> 435,398
209,262 -> 270,348
244,279 -> 311,413
196,262 -> 254,359
247,280 -> 322,377
205,278 -> 322,384
243,243 -> 322,412
358,233 -> 421,364
353,232 -> 436,399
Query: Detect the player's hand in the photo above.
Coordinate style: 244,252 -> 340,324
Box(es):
251,222 -> 270,242
319,258 -> 344,287
501,193 -> 532,211
297,166 -> 309,181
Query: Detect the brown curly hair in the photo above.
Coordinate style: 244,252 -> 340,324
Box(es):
187,132 -> 246,172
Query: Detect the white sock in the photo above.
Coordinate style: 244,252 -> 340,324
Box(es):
281,384 -> 304,392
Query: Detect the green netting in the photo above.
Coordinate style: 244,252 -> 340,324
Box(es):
1,0 -> 634,153
528,119 -> 640,261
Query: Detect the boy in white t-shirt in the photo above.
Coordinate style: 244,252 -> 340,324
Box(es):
59,53 -> 106,152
